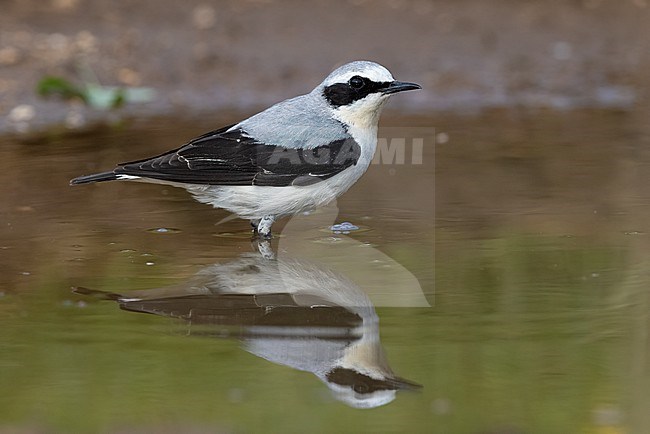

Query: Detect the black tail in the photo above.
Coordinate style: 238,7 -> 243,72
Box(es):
70,171 -> 117,185
72,286 -> 123,301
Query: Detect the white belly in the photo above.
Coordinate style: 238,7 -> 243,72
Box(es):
185,157 -> 371,220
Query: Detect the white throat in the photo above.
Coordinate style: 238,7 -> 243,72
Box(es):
331,94 -> 390,130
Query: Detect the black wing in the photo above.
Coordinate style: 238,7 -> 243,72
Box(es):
113,125 -> 361,187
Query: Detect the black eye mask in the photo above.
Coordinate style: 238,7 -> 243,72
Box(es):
323,76 -> 391,107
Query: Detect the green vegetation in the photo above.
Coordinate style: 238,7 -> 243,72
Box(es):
36,66 -> 155,110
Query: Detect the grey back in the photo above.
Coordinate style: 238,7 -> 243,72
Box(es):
233,87 -> 349,149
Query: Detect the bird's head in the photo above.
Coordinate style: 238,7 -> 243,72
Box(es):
322,366 -> 422,409
318,337 -> 422,409
316,61 -> 421,129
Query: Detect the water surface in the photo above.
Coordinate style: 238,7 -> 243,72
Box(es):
1,110 -> 650,433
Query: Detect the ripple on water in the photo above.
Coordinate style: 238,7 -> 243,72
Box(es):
327,222 -> 371,235
330,222 -> 359,234
147,227 -> 182,234
213,230 -> 260,240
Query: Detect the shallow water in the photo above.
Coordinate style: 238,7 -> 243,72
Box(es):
1,110 -> 650,433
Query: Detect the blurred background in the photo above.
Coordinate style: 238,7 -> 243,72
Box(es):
3,1 -> 650,433
1,0 -> 649,131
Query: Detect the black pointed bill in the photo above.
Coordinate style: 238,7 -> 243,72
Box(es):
386,376 -> 423,391
382,80 -> 422,95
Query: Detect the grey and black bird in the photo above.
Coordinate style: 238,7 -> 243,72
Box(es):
74,243 -> 421,409
70,61 -> 421,237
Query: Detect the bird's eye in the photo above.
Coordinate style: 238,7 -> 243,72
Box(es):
353,383 -> 369,393
349,76 -> 365,89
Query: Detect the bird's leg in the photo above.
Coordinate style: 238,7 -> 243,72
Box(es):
250,219 -> 260,234
257,215 -> 275,239
256,239 -> 275,260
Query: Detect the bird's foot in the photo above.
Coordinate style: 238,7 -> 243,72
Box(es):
255,239 -> 275,260
256,215 -> 275,239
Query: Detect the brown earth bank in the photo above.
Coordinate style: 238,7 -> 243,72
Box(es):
1,0 -> 649,134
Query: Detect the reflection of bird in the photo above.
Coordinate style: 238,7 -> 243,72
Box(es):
70,61 -> 420,238
74,242 -> 421,409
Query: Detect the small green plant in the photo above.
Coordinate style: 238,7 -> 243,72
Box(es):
36,65 -> 156,110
